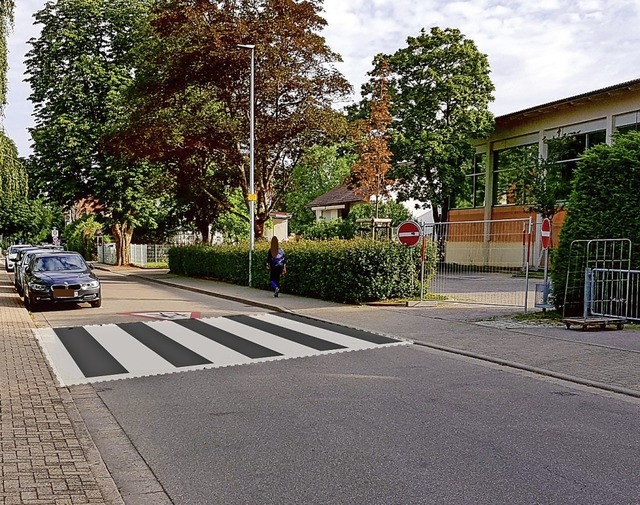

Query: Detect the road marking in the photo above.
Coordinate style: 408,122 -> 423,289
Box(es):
35,313 -> 410,386
121,311 -> 201,320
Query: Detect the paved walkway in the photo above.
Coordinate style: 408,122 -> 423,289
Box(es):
2,264 -> 639,504
0,273 -> 122,505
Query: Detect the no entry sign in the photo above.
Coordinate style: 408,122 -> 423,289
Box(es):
397,220 -> 422,247
541,218 -> 551,250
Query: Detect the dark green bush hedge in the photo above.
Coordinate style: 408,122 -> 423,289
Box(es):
552,132 -> 640,313
168,238 -> 437,304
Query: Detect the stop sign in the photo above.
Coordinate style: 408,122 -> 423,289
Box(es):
541,218 -> 551,250
397,220 -> 422,247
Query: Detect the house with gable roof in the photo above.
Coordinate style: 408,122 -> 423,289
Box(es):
307,184 -> 368,222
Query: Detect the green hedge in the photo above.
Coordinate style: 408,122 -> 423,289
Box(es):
168,238 -> 438,304
552,132 -> 640,313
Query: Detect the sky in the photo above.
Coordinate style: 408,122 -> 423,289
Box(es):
5,0 -> 640,158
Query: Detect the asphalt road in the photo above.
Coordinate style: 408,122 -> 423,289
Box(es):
23,270 -> 640,504
90,340 -> 640,505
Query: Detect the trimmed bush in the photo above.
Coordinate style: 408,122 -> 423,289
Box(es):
552,132 -> 640,313
168,238 -> 437,304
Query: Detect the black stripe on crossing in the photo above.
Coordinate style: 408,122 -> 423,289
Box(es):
54,327 -> 128,378
272,313 -> 400,345
173,318 -> 282,359
118,322 -> 212,368
228,315 -> 346,351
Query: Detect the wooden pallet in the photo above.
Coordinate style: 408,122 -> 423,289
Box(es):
562,317 -> 626,330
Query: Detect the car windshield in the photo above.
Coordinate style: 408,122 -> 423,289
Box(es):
33,255 -> 86,272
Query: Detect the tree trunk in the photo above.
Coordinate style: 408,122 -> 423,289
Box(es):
254,211 -> 266,240
197,220 -> 210,244
112,222 -> 133,266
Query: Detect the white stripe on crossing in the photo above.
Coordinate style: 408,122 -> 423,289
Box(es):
84,324 -> 176,375
35,327 -> 86,386
251,314 -> 400,350
199,317 -> 322,358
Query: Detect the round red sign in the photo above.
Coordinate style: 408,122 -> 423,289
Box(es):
541,218 -> 551,250
397,221 -> 422,247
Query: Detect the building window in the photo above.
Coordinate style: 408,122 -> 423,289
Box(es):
493,143 -> 539,205
617,123 -> 639,135
614,110 -> 640,135
453,153 -> 486,209
552,130 -> 606,200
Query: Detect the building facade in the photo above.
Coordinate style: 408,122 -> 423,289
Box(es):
445,78 -> 640,267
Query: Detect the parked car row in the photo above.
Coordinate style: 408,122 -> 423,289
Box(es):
3,245 -> 102,311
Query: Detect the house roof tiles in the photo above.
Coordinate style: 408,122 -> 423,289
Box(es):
307,184 -> 367,208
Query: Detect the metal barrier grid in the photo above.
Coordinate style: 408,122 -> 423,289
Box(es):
590,268 -> 640,322
563,239 -> 632,319
423,218 -> 534,308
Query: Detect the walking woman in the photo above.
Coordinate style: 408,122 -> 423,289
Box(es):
266,236 -> 286,297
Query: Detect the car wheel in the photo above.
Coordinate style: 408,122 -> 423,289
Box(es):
90,298 -> 102,308
24,291 -> 38,312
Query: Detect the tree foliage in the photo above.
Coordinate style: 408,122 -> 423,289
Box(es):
25,0 -> 161,264
285,144 -> 354,234
0,0 -> 14,111
349,59 -> 393,218
551,132 -> 640,311
381,27 -> 495,222
118,0 -> 351,240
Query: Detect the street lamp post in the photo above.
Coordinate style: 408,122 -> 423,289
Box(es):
238,44 -> 255,287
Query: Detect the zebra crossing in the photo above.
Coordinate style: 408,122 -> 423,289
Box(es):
36,313 -> 410,386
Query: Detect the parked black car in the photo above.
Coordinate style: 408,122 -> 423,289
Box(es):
14,247 -> 52,296
22,252 -> 102,310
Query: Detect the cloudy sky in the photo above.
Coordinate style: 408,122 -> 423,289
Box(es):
5,0 -> 640,157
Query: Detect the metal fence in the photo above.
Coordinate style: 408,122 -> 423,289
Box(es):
422,218 -> 535,309
589,268 -> 640,322
97,244 -> 172,266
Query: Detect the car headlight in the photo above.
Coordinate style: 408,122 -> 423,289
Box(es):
82,280 -> 100,289
29,283 -> 48,292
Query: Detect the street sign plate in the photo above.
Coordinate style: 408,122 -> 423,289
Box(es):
541,218 -> 551,250
397,221 -> 421,247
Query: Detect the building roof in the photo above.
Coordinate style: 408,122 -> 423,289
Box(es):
496,77 -> 640,127
307,184 -> 367,208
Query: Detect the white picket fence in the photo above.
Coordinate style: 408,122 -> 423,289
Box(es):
98,244 -> 172,266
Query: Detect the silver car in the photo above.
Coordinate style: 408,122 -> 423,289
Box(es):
4,244 -> 32,272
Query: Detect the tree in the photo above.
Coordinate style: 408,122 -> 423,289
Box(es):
348,59 -> 393,218
285,144 -> 354,234
0,0 -> 14,110
527,133 -> 577,220
25,0 -> 159,265
383,27 -> 495,223
552,131 -> 640,312
118,0 -> 351,240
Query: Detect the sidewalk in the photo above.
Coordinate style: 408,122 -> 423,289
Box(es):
2,265 -> 639,504
0,273 -> 122,505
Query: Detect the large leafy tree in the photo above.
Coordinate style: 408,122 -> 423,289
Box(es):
0,0 -> 13,109
0,0 -> 34,243
285,144 -> 354,234
348,59 -> 393,218
119,0 -> 351,240
383,27 -> 495,223
25,0 -> 160,264
552,131 -> 640,312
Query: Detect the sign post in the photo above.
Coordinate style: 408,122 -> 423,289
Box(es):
397,221 -> 426,302
541,218 -> 552,307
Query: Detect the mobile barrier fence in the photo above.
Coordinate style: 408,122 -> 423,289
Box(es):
421,218 -> 538,310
